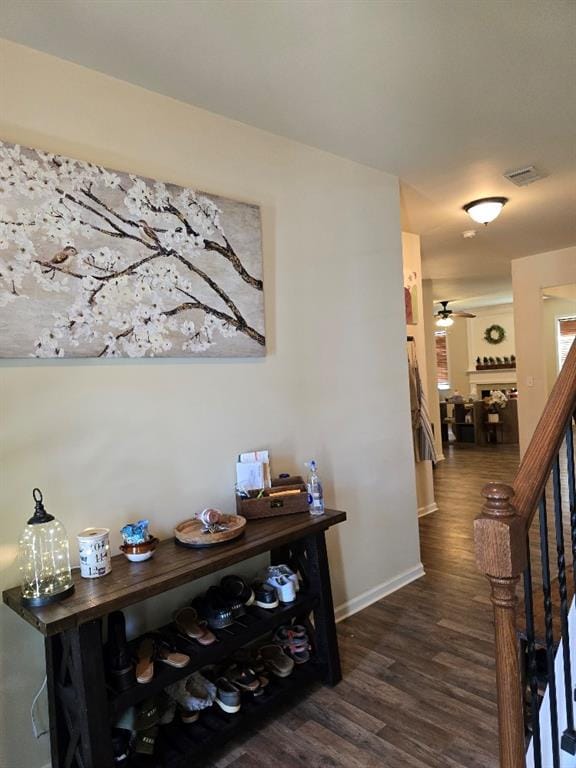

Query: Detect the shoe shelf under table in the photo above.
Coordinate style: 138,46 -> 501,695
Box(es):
2,508 -> 346,768
110,591 -> 319,719
156,661 -> 321,768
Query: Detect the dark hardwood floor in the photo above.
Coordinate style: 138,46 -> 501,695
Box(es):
212,444 -> 520,768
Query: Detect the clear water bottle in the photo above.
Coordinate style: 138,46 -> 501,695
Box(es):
305,460 -> 325,516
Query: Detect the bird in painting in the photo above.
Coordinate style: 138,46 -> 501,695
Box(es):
50,246 -> 77,265
41,245 -> 77,277
138,220 -> 160,245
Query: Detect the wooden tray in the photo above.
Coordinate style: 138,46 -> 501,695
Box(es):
174,515 -> 246,548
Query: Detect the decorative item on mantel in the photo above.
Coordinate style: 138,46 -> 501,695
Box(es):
484,390 -> 508,422
119,519 -> 159,562
475,353 -> 516,370
18,488 -> 74,607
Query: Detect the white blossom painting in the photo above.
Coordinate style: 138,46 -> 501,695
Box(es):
0,142 -> 265,358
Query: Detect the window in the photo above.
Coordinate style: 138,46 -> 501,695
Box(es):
558,316 -> 576,370
435,330 -> 450,390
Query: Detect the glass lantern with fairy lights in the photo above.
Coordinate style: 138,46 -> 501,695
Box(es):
18,488 -> 75,606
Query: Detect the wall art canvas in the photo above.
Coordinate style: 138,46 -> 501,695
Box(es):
0,142 -> 265,358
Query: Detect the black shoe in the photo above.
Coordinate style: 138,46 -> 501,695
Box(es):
111,727 -> 131,764
252,580 -> 279,609
193,587 -> 234,629
107,611 -> 135,691
221,574 -> 255,607
219,576 -> 249,618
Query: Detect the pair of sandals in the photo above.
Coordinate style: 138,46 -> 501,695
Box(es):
135,635 -> 190,684
234,644 -> 294,680
174,607 -> 216,646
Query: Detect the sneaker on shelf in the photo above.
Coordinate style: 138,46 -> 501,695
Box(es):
273,624 -> 311,664
266,573 -> 296,604
215,677 -> 242,714
220,574 -> 255,607
252,580 -> 279,610
266,565 -> 300,593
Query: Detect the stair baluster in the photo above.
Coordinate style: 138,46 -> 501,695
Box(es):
522,539 -> 542,766
539,495 -> 561,767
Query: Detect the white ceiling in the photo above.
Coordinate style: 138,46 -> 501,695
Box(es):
1,0 -> 575,304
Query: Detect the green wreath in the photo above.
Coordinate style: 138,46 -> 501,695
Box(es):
484,324 -> 506,345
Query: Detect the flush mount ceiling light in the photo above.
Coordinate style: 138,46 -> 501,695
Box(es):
463,197 -> 508,225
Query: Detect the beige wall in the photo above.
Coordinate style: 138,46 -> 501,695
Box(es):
0,40 -> 423,767
512,246 -> 576,453
445,319 -> 470,396
467,305 -> 515,368
403,234 -> 437,515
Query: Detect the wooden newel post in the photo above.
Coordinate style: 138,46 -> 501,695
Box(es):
474,482 -> 527,768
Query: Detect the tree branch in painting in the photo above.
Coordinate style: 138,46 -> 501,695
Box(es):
0,142 -> 265,357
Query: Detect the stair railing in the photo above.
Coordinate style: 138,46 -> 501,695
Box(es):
475,339 -> 576,768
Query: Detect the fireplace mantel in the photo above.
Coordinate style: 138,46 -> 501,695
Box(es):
466,368 -> 517,397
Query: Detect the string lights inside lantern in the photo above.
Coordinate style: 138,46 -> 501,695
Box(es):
18,488 -> 74,607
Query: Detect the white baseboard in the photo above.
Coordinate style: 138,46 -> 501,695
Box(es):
334,563 -> 425,623
418,502 -> 439,518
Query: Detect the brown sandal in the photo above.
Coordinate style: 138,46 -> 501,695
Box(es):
135,637 -> 154,684
155,638 -> 190,668
174,607 -> 216,646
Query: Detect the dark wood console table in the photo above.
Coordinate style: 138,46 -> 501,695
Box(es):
3,509 -> 346,768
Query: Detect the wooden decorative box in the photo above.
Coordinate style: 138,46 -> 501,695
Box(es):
236,475 -> 309,519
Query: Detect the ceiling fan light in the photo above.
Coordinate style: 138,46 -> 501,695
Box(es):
463,197 -> 508,225
436,316 -> 454,328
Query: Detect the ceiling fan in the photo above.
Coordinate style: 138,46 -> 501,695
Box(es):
435,300 -> 476,327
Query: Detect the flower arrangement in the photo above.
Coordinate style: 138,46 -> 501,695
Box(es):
484,390 -> 508,413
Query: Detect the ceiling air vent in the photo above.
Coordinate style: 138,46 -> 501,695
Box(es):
503,165 -> 547,187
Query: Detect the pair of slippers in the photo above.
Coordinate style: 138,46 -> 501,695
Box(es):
165,671 -> 217,723
135,635 -> 190,684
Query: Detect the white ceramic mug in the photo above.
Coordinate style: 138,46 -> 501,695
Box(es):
77,528 -> 111,578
